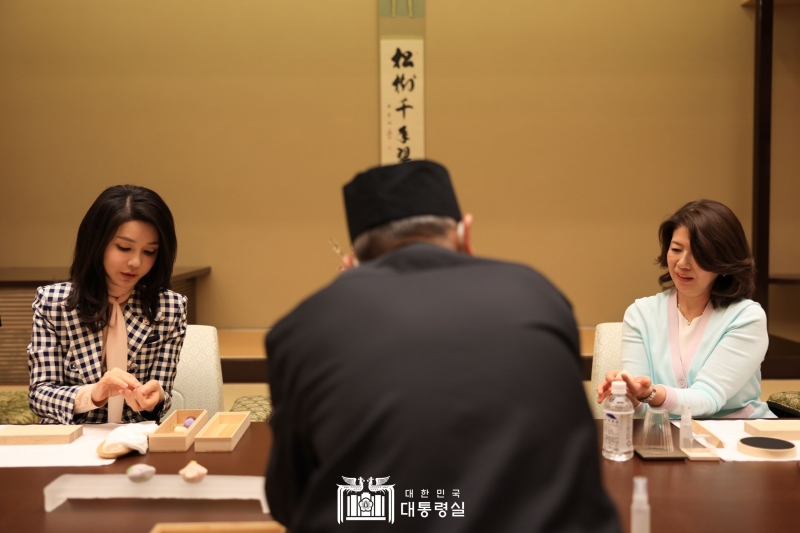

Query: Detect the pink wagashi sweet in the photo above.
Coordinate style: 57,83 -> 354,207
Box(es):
179,460 -> 208,483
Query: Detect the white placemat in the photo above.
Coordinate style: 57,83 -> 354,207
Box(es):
44,474 -> 269,513
0,423 -> 135,467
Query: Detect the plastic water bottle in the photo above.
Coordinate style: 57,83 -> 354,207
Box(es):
631,476 -> 650,533
602,380 -> 634,461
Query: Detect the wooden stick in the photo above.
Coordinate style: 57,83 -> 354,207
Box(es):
692,420 -> 724,448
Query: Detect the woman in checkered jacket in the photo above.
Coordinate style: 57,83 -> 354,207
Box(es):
27,185 -> 187,425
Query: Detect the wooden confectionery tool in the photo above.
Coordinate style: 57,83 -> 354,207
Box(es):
744,420 -> 800,440
691,420 -> 724,448
737,437 -> 797,459
96,440 -> 134,459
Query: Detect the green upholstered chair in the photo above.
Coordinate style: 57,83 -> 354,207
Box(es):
0,391 -> 39,425
767,392 -> 800,418
230,395 -> 273,422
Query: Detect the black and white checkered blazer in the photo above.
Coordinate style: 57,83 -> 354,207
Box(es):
27,282 -> 187,425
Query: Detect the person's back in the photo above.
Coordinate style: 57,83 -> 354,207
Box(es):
265,161 -> 620,532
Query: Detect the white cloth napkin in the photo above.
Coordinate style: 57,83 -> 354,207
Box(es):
102,422 -> 158,454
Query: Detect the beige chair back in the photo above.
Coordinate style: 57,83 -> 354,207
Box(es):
164,325 -> 225,420
589,322 -> 624,419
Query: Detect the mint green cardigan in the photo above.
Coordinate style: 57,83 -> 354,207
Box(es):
622,290 -> 774,419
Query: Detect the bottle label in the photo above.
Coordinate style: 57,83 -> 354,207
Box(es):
603,411 -> 633,453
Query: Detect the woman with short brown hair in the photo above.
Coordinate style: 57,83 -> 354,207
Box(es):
596,199 -> 774,418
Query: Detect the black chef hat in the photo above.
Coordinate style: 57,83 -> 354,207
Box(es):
343,160 -> 462,243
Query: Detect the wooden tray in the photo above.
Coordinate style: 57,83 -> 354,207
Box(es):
0,425 -> 82,445
634,445 -> 687,461
150,522 -> 285,533
194,412 -> 250,452
744,420 -> 800,440
149,409 -> 208,452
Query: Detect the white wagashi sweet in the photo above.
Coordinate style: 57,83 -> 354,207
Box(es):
126,464 -> 156,483
179,460 -> 208,483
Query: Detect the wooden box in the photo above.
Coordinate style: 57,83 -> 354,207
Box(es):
744,420 -> 800,440
0,425 -> 82,445
149,409 -> 208,452
194,412 -> 250,452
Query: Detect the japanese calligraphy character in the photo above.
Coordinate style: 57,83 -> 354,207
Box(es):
398,126 -> 409,144
392,74 -> 416,93
392,48 -> 414,69
397,146 -> 410,163
395,98 -> 413,119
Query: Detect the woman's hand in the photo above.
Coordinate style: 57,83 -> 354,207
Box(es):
91,368 -> 141,406
596,369 -> 632,403
596,369 -> 657,406
123,380 -> 165,413
618,373 -> 654,403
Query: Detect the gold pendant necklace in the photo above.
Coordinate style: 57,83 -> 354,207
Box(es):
677,302 -> 693,326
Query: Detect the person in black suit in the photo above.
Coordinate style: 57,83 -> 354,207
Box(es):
265,161 -> 620,533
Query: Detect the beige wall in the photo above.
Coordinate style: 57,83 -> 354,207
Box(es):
0,1 -> 797,330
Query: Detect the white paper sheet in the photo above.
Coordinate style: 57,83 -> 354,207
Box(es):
0,424 -> 129,467
674,420 -> 800,462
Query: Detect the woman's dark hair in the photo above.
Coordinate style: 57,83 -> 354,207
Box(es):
657,199 -> 754,308
66,185 -> 178,331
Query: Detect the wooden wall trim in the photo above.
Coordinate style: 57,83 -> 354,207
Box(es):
751,0 -> 774,311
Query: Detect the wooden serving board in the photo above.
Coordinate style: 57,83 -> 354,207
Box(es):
149,522 -> 285,533
0,425 -> 83,445
744,420 -> 800,440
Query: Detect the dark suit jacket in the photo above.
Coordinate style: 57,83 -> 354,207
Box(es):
266,243 -> 620,533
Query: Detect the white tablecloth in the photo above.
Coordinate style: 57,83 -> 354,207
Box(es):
681,420 -> 800,462
0,424 -> 124,467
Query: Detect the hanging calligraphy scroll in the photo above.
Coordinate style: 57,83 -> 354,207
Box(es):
379,1 -> 425,165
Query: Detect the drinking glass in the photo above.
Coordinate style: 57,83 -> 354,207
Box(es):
641,407 -> 674,453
